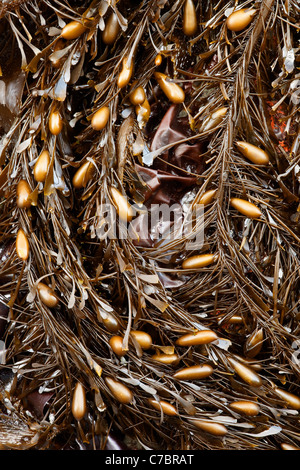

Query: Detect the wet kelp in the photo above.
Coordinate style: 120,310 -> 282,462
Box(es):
0,0 -> 299,450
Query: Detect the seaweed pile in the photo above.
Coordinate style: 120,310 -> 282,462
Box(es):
0,0 -> 299,451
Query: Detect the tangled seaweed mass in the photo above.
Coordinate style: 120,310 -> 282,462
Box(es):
0,0 -> 299,451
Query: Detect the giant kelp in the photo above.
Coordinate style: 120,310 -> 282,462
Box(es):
0,0 -> 299,450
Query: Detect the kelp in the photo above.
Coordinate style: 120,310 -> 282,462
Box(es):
0,0 -> 299,451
